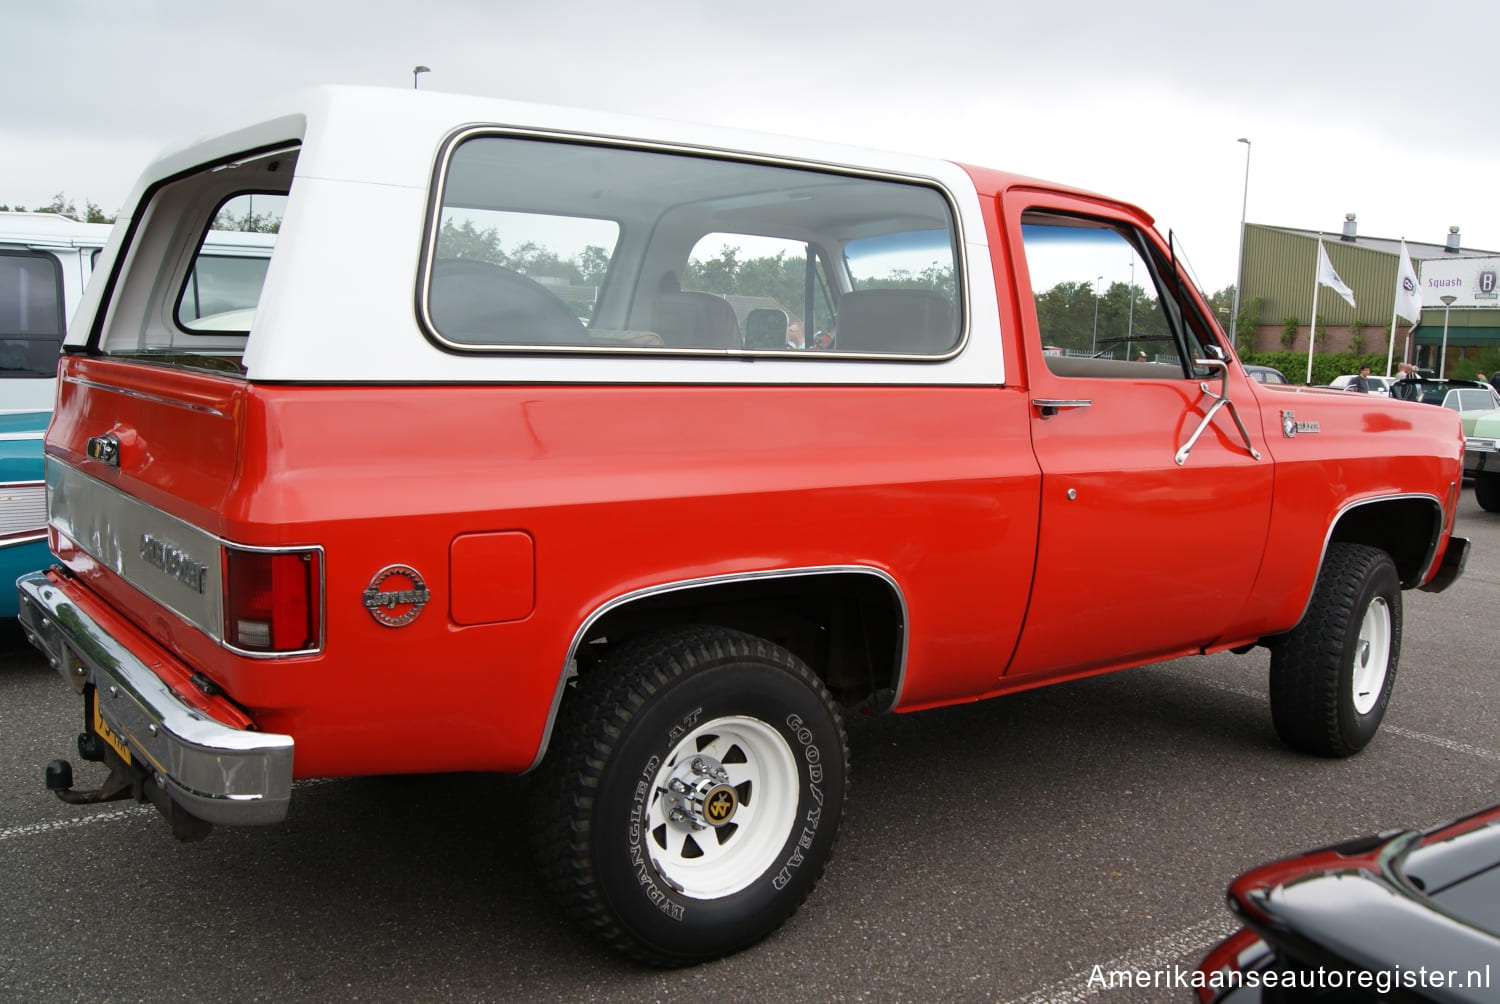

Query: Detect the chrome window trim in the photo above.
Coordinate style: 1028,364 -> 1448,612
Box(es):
527,564 -> 911,771
418,126 -> 969,364
47,458 -> 325,659
69,375 -> 229,417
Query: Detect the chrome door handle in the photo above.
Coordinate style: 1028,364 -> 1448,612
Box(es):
1032,398 -> 1092,417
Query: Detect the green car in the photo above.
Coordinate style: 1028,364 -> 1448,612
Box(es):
1465,405 -> 1500,511
1390,377 -> 1500,510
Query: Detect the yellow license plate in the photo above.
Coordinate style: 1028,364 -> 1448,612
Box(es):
91,690 -> 132,765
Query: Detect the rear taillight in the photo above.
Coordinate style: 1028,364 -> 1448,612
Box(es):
224,547 -> 322,653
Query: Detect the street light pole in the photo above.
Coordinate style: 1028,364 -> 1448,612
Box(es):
1091,275 -> 1103,355
1230,138 -> 1251,343
1440,294 -> 1457,379
1126,259 -> 1135,358
413,65 -> 430,89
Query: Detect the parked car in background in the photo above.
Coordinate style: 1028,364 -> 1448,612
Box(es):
1196,803 -> 1500,1003
1463,407 -> 1500,511
1328,373 -> 1392,396
0,211 -> 272,618
1,213 -> 111,619
1389,376 -> 1497,412
1389,376 -> 1500,512
1243,364 -> 1288,385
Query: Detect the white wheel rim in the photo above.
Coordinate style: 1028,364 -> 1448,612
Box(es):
1351,596 -> 1392,716
643,715 -> 800,900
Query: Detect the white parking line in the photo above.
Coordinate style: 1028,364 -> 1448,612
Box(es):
1003,915 -> 1241,1004
996,669 -> 1500,1004
0,778 -> 338,844
1382,724 -> 1500,762
0,805 -> 149,843
1186,675 -> 1500,762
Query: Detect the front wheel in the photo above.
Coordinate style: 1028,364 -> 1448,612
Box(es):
1268,543 -> 1402,757
1476,471 -> 1500,512
531,627 -> 848,966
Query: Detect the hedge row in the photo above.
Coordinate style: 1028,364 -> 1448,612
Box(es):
1239,351 -> 1397,387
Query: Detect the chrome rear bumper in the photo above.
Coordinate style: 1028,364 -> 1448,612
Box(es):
17,571 -> 294,825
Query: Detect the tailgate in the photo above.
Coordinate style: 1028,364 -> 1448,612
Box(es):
46,356 -> 249,641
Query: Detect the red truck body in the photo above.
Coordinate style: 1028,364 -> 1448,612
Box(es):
20,86 -> 1467,965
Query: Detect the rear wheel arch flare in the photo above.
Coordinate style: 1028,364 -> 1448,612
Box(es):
529,566 -> 908,772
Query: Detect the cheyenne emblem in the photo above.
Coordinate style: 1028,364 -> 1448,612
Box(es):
362,564 -> 431,626
1280,410 -> 1320,438
139,534 -> 209,594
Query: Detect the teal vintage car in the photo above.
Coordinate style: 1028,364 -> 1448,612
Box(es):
1,409 -> 50,618
3,212 -> 274,617
3,213 -> 114,618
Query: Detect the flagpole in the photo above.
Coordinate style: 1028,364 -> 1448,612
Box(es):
1386,298 -> 1398,378
1307,239 -> 1323,384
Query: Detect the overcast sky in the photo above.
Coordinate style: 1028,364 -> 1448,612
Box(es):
5,0 -> 1494,291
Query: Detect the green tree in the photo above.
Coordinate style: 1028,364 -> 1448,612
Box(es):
210,204 -> 281,233
1033,280 -> 1096,353
1314,314 -> 1330,353
578,245 -> 611,286
435,217 -> 504,263
689,246 -> 741,291
4,192 -> 115,223
1280,316 -> 1299,350
1347,319 -> 1365,356
1235,296 -> 1263,355
507,241 -> 582,282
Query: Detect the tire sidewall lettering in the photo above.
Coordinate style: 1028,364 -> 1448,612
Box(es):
771,712 -> 826,890
625,754 -> 684,921
596,661 -> 843,950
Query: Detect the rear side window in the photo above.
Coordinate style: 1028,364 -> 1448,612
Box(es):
99,145 -> 293,372
0,250 -> 65,379
425,135 -> 962,357
174,194 -> 279,332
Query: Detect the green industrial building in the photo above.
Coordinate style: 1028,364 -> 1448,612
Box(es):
1237,216 -> 1500,372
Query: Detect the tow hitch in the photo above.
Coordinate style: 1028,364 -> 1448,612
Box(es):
44,733 -> 213,842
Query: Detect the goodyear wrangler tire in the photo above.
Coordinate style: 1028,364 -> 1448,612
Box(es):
1268,543 -> 1401,758
531,626 -> 848,966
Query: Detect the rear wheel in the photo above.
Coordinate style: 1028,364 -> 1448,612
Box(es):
1269,544 -> 1401,757
531,626 -> 848,966
1475,471 -> 1500,512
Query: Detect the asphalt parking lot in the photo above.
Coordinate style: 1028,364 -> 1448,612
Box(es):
2,496 -> 1496,1004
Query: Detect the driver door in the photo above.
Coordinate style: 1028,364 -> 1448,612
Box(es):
1002,194 -> 1274,679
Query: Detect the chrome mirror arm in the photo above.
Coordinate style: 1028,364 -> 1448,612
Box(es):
1175,358 -> 1262,466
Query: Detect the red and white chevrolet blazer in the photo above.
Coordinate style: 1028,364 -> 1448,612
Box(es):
19,86 -> 1468,965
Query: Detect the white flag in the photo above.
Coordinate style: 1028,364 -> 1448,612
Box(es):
1317,240 -> 1357,309
1394,239 -> 1422,325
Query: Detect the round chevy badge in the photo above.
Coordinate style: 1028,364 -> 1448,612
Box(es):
362,564 -> 431,627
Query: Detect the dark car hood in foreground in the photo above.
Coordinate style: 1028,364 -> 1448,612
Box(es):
1197,804 -> 1500,1002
